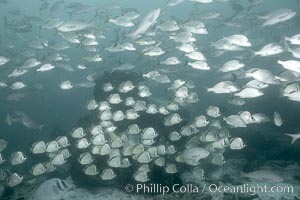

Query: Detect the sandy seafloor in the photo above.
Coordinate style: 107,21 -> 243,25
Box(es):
7,159 -> 300,200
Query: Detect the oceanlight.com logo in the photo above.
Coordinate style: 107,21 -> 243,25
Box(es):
124,183 -> 294,196
208,184 -> 294,196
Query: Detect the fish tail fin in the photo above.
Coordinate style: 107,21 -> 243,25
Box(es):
5,113 -> 13,126
39,124 -> 46,132
284,133 -> 299,145
205,86 -> 211,94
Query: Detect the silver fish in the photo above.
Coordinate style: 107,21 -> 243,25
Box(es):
127,8 -> 161,39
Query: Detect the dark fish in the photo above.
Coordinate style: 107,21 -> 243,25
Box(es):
6,93 -> 27,101
6,111 -> 44,131
75,81 -> 96,88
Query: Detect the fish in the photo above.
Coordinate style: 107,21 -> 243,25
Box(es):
170,31 -> 196,43
10,81 -> 27,90
52,153 -> 66,166
7,173 -> 23,187
0,169 -> 7,181
224,34 -> 251,47
185,51 -> 206,61
181,147 -> 210,165
20,58 -> 41,69
0,153 -> 5,165
278,60 -> 300,74
76,138 -> 90,149
167,0 -> 185,6
34,178 -> 70,200
192,167 -> 205,180
194,115 -> 209,127
133,170 -> 149,182
183,21 -> 208,34
245,80 -> 269,89
230,137 -> 246,149
188,61 -> 210,70
83,164 -> 99,176
86,99 -> 98,110
60,81 -> 73,90
273,112 -> 283,127
245,68 -> 279,84
78,152 -> 94,165
164,113 -> 182,126
11,151 -> 27,165
160,57 -> 181,65
32,163 -> 46,176
36,64 -> 55,72
208,81 -> 240,94
211,153 -> 226,165
31,141 -> 47,154
253,43 -> 284,57
252,113 -> 270,123
101,168 -> 116,180
206,106 -> 221,118
234,88 -> 264,98
241,170 -> 284,182
190,0 -> 213,3
76,81 -> 96,88
218,60 -> 245,73
224,115 -> 247,128
9,69 -> 28,77
112,64 -> 135,72
128,8 -> 161,39
165,163 -> 178,174
0,139 -> 7,152
157,20 -> 179,32
259,8 -> 296,27
46,141 -> 60,153
6,111 -> 44,131
285,34 -> 300,45
228,96 -> 246,106
0,56 -> 10,66
57,21 -> 92,32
